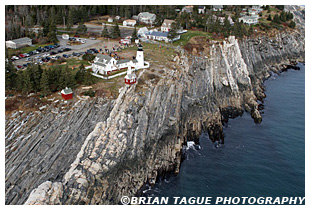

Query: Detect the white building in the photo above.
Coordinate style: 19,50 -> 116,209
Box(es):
138,12 -> 156,24
123,19 -> 137,27
92,45 -> 145,75
108,17 -> 113,22
161,19 -> 175,32
62,34 -> 69,39
6,37 -> 32,49
213,5 -> 223,11
198,6 -> 206,14
239,16 -> 259,25
138,27 -> 149,38
182,5 -> 194,13
146,31 -> 180,43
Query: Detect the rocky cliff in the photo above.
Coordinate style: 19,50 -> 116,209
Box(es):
19,27 -> 304,204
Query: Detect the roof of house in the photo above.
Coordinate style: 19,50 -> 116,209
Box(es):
213,5 -> 223,9
94,62 -> 106,67
138,27 -> 149,34
116,59 -> 130,65
124,19 -> 136,23
138,12 -> 156,18
240,16 -> 259,21
148,31 -> 169,37
125,73 -> 137,80
198,6 -> 205,9
61,87 -> 72,95
162,19 -> 175,27
9,37 -> 32,44
95,54 -> 113,64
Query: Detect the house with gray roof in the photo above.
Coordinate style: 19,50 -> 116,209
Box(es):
138,12 -> 156,24
213,5 -> 223,11
6,37 -> 32,49
239,15 -> 259,25
146,31 -> 180,43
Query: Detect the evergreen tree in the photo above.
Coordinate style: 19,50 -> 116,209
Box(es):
83,69 -> 95,85
289,21 -> 296,29
77,23 -> 87,33
167,22 -> 179,42
111,22 -> 121,38
5,60 -> 17,90
101,23 -> 110,38
75,64 -> 86,84
40,69 -> 50,96
22,69 -> 33,94
131,26 -> 138,42
273,14 -> 281,24
67,9 -> 74,30
267,14 -> 272,21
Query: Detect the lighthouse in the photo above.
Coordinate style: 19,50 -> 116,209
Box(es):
136,44 -> 144,68
124,65 -> 137,85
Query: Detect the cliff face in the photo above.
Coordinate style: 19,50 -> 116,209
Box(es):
21,28 -> 304,204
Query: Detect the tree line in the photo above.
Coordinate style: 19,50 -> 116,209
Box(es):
5,62 -> 95,96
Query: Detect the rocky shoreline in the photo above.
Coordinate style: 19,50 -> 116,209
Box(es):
13,28 -> 304,204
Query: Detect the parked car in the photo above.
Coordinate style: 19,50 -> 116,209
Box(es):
23,63 -> 28,67
64,48 -> 71,51
19,54 -> 25,58
57,49 -> 64,53
11,56 -> 19,60
89,37 -> 96,40
23,53 -> 29,57
50,51 -> 57,55
26,57 -> 32,61
63,54 -> 69,58
17,65 -> 22,69
74,35 -> 80,38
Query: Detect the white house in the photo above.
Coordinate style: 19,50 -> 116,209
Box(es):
161,19 -> 175,32
138,12 -> 156,24
198,6 -> 206,14
92,45 -> 145,75
123,19 -> 137,27
182,5 -> 194,13
146,31 -> 180,43
239,16 -> 259,25
6,37 -> 32,49
213,5 -> 223,11
138,27 -> 149,38
108,17 -> 113,22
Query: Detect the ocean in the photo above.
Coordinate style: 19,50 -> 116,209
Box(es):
143,63 -> 305,204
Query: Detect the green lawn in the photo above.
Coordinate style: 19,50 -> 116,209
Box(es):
173,30 -> 212,46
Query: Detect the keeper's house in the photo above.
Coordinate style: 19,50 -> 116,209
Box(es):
6,37 -> 32,49
92,45 -> 146,76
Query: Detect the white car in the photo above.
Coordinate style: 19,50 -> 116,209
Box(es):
12,56 -> 19,60
80,39 -> 86,44
43,53 -> 50,57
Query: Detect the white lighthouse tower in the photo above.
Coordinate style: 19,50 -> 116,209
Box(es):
136,44 -> 144,68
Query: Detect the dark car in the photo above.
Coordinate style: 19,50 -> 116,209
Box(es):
58,49 -> 64,53
50,51 -> 57,55
55,55 -> 61,59
23,63 -> 28,67
64,48 -> 71,51
54,43 -> 60,48
63,54 -> 69,58
45,56 -> 51,60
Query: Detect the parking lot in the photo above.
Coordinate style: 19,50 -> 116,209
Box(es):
12,36 -> 137,69
12,36 -> 102,67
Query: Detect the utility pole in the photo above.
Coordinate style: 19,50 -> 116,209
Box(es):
63,16 -> 65,29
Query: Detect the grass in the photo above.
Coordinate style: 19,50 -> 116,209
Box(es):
173,30 -> 212,46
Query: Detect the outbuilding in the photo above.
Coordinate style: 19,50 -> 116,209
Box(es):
6,37 -> 32,49
62,34 -> 69,39
124,66 -> 137,85
61,87 -> 73,100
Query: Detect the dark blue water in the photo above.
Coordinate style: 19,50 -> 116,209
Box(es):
145,63 -> 305,203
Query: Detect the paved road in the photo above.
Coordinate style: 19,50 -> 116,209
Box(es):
83,24 -> 134,38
